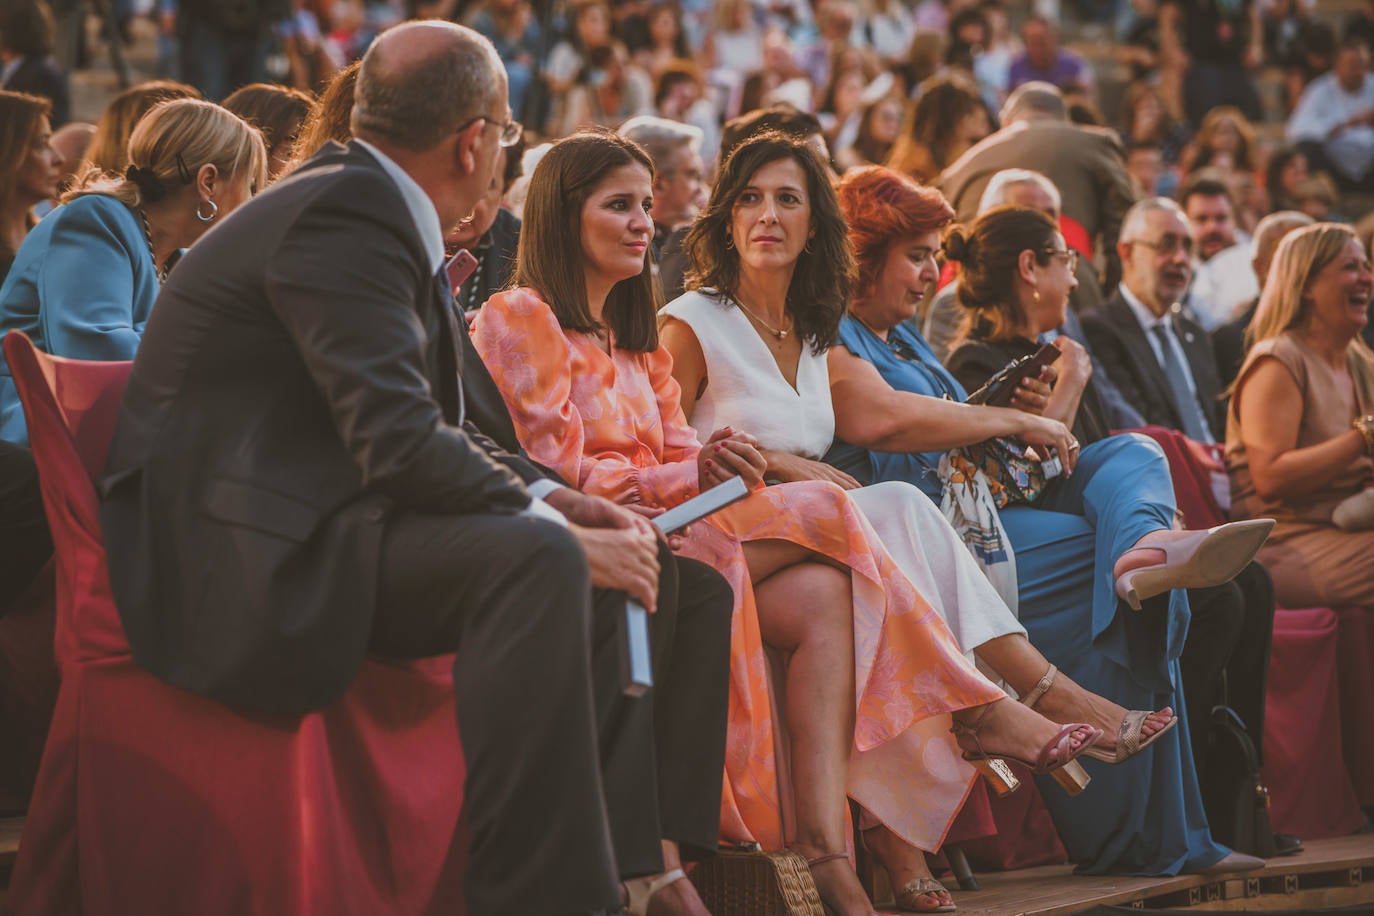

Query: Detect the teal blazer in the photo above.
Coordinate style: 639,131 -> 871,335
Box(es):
0,194 -> 159,444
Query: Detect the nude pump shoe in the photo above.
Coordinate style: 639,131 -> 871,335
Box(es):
1114,519 -> 1275,611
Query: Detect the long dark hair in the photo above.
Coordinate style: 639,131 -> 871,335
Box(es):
511,129 -> 661,351
683,131 -> 855,352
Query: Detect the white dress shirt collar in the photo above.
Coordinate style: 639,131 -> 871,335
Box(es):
352,138 -> 446,275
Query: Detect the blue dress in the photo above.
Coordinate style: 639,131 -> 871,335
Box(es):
0,195 -> 159,444
831,315 -> 1229,875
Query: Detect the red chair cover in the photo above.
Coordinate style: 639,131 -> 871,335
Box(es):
3,332 -> 468,916
1263,607 -> 1365,839
1125,426 -> 1367,840
940,766 -> 1068,872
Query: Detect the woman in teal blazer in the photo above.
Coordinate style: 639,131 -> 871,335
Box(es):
0,97 -> 264,443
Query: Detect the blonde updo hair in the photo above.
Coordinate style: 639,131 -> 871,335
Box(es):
65,98 -> 267,209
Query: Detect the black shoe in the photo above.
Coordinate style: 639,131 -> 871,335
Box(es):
1273,832 -> 1304,856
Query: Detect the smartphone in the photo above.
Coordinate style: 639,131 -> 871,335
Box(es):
444,249 -> 478,297
965,341 -> 1062,408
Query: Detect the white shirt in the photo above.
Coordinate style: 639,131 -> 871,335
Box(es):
1287,71 -> 1374,180
353,139 -> 565,521
1118,283 -> 1216,444
1187,242 -> 1260,331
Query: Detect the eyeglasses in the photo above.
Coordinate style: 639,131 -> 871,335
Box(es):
1127,234 -> 1194,257
459,115 -> 524,148
1042,247 -> 1079,272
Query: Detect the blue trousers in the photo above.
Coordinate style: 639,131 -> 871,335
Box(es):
1000,434 -> 1229,875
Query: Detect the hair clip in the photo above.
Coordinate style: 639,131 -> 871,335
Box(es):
175,153 -> 193,185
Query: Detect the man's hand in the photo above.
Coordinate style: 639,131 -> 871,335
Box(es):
544,486 -> 654,536
568,523 -> 661,612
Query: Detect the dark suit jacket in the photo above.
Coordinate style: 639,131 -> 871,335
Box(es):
456,208 -> 520,313
100,142 -> 543,714
1,55 -> 71,126
1081,291 -> 1226,440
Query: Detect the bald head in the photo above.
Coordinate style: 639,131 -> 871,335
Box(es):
1251,210 -> 1314,285
1000,81 -> 1067,125
353,20 -> 505,150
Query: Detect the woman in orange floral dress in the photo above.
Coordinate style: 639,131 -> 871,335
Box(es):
471,131 -> 1099,916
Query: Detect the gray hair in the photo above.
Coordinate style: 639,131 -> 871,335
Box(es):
1120,196 -> 1188,244
999,81 -> 1066,125
977,168 -> 1062,216
617,116 -> 702,174
352,21 -> 503,150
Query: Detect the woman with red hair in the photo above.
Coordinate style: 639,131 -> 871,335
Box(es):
823,164 -> 1270,877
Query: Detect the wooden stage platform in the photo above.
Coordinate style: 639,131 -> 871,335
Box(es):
2,817 -> 1371,913
925,834 -> 1374,915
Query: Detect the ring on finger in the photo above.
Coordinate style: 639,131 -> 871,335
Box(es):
1068,439 -> 1080,452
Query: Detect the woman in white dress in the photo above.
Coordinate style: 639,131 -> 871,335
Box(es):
659,132 -> 1182,902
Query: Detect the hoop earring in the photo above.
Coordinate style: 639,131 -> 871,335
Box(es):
196,199 -> 219,223
804,239 -> 814,254
724,233 -> 734,250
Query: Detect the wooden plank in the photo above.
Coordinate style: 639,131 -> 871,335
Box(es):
894,835 -> 1374,916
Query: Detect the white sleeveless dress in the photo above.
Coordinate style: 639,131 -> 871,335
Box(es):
662,290 -> 1027,656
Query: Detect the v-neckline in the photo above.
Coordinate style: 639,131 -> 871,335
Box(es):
727,297 -> 804,395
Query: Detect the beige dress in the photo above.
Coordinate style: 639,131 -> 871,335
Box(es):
1226,332 -> 1374,607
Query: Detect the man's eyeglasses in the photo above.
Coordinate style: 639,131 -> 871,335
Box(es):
460,115 -> 524,148
1127,234 -> 1194,257
1043,247 -> 1079,272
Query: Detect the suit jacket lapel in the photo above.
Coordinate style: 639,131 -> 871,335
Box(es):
432,271 -> 466,427
1107,296 -> 1184,429
1175,313 -> 1224,436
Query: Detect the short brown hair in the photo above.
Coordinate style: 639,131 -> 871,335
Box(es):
81,80 -> 201,175
222,83 -> 313,164
511,130 -> 661,352
943,205 -> 1059,341
684,130 -> 855,353
0,90 -> 51,261
836,165 -> 954,300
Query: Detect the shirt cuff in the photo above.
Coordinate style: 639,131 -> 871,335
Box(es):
521,494 -> 567,527
527,479 -> 562,500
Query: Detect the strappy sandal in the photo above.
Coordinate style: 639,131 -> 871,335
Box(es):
892,877 -> 957,913
623,867 -> 690,916
804,851 -> 859,916
1114,519 -> 1275,611
858,826 -> 956,913
951,703 -> 1102,797
1019,664 -> 1177,764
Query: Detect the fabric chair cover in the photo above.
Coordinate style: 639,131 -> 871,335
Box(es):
2,332 -> 468,916
1127,425 -> 1366,841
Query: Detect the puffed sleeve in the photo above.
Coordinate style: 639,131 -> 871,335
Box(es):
472,288 -> 701,508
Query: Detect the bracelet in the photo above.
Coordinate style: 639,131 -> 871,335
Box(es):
1354,416 -> 1374,455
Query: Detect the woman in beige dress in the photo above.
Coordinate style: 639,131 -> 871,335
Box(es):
1227,221 -> 1374,608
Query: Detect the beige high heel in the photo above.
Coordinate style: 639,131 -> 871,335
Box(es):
1114,519 -> 1275,611
1019,664 -> 1177,764
951,704 -> 1101,797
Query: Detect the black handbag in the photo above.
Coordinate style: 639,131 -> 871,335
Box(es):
1200,705 -> 1277,858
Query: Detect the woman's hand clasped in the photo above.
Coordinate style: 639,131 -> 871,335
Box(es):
698,426 -> 769,490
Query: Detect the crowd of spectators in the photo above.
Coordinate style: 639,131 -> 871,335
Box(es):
2,1 -> 1374,915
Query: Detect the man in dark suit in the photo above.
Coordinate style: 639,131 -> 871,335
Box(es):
1083,196 -> 1286,851
100,21 -> 731,915
1081,197 -> 1225,444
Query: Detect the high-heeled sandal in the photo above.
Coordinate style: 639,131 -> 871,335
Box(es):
858,827 -> 957,913
1114,519 -> 1275,611
951,704 -> 1102,797
1018,664 -> 1177,764
804,851 -> 857,916
624,867 -> 689,916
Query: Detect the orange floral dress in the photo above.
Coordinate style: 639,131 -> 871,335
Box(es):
472,288 -> 1003,851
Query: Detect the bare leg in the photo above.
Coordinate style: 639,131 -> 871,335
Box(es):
746,541 -> 876,916
975,634 -> 1172,753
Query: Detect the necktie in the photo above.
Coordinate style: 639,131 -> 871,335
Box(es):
1151,322 -> 1212,442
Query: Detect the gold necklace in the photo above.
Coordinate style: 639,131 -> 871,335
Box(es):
733,296 -> 792,340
